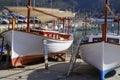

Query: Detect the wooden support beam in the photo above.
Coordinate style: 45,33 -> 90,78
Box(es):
49,53 -> 66,61
102,24 -> 106,41
12,18 -> 16,30
103,0 -> 108,42
67,18 -> 70,34
56,53 -> 65,61
26,0 -> 31,32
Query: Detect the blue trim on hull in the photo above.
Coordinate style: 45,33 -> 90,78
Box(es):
99,66 -> 120,80
100,70 -> 110,80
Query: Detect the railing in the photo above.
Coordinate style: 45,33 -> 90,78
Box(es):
30,29 -> 70,40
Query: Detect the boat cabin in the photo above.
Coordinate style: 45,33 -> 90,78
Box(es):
83,33 -> 120,44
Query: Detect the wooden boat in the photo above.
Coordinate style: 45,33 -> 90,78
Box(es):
80,0 -> 120,80
2,0 -> 73,67
2,29 -> 73,67
81,33 -> 120,80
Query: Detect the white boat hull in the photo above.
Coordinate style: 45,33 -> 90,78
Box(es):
81,42 -> 120,71
81,41 -> 120,79
47,39 -> 73,53
2,30 -> 73,67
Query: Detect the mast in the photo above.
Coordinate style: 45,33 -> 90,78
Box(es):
26,0 -> 31,32
17,0 -> 20,6
67,18 -> 70,34
102,0 -> 108,41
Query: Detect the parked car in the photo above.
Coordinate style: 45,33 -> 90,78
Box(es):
14,16 -> 27,23
30,17 -> 40,23
0,17 -> 9,24
8,13 -> 27,23
7,13 -> 19,23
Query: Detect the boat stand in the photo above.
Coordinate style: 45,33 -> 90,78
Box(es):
49,52 -> 66,61
43,40 -> 68,69
67,39 -> 81,76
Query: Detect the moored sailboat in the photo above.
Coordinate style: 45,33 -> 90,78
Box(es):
80,0 -> 120,80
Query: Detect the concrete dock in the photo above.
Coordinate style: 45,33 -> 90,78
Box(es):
0,59 -> 120,80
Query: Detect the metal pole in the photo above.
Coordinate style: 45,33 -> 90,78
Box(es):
34,0 -> 35,7
43,40 -> 48,69
51,0 -> 52,9
118,21 -> 120,35
17,0 -> 19,6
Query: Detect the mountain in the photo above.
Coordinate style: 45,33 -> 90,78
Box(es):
0,0 -> 119,13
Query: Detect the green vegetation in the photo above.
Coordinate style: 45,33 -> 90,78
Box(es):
0,0 -> 119,14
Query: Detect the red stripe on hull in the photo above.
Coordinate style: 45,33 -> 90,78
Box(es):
11,55 -> 44,67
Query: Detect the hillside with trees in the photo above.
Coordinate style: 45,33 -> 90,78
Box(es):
0,0 -> 119,15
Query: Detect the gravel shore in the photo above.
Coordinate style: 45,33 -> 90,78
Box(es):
0,58 -> 120,80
